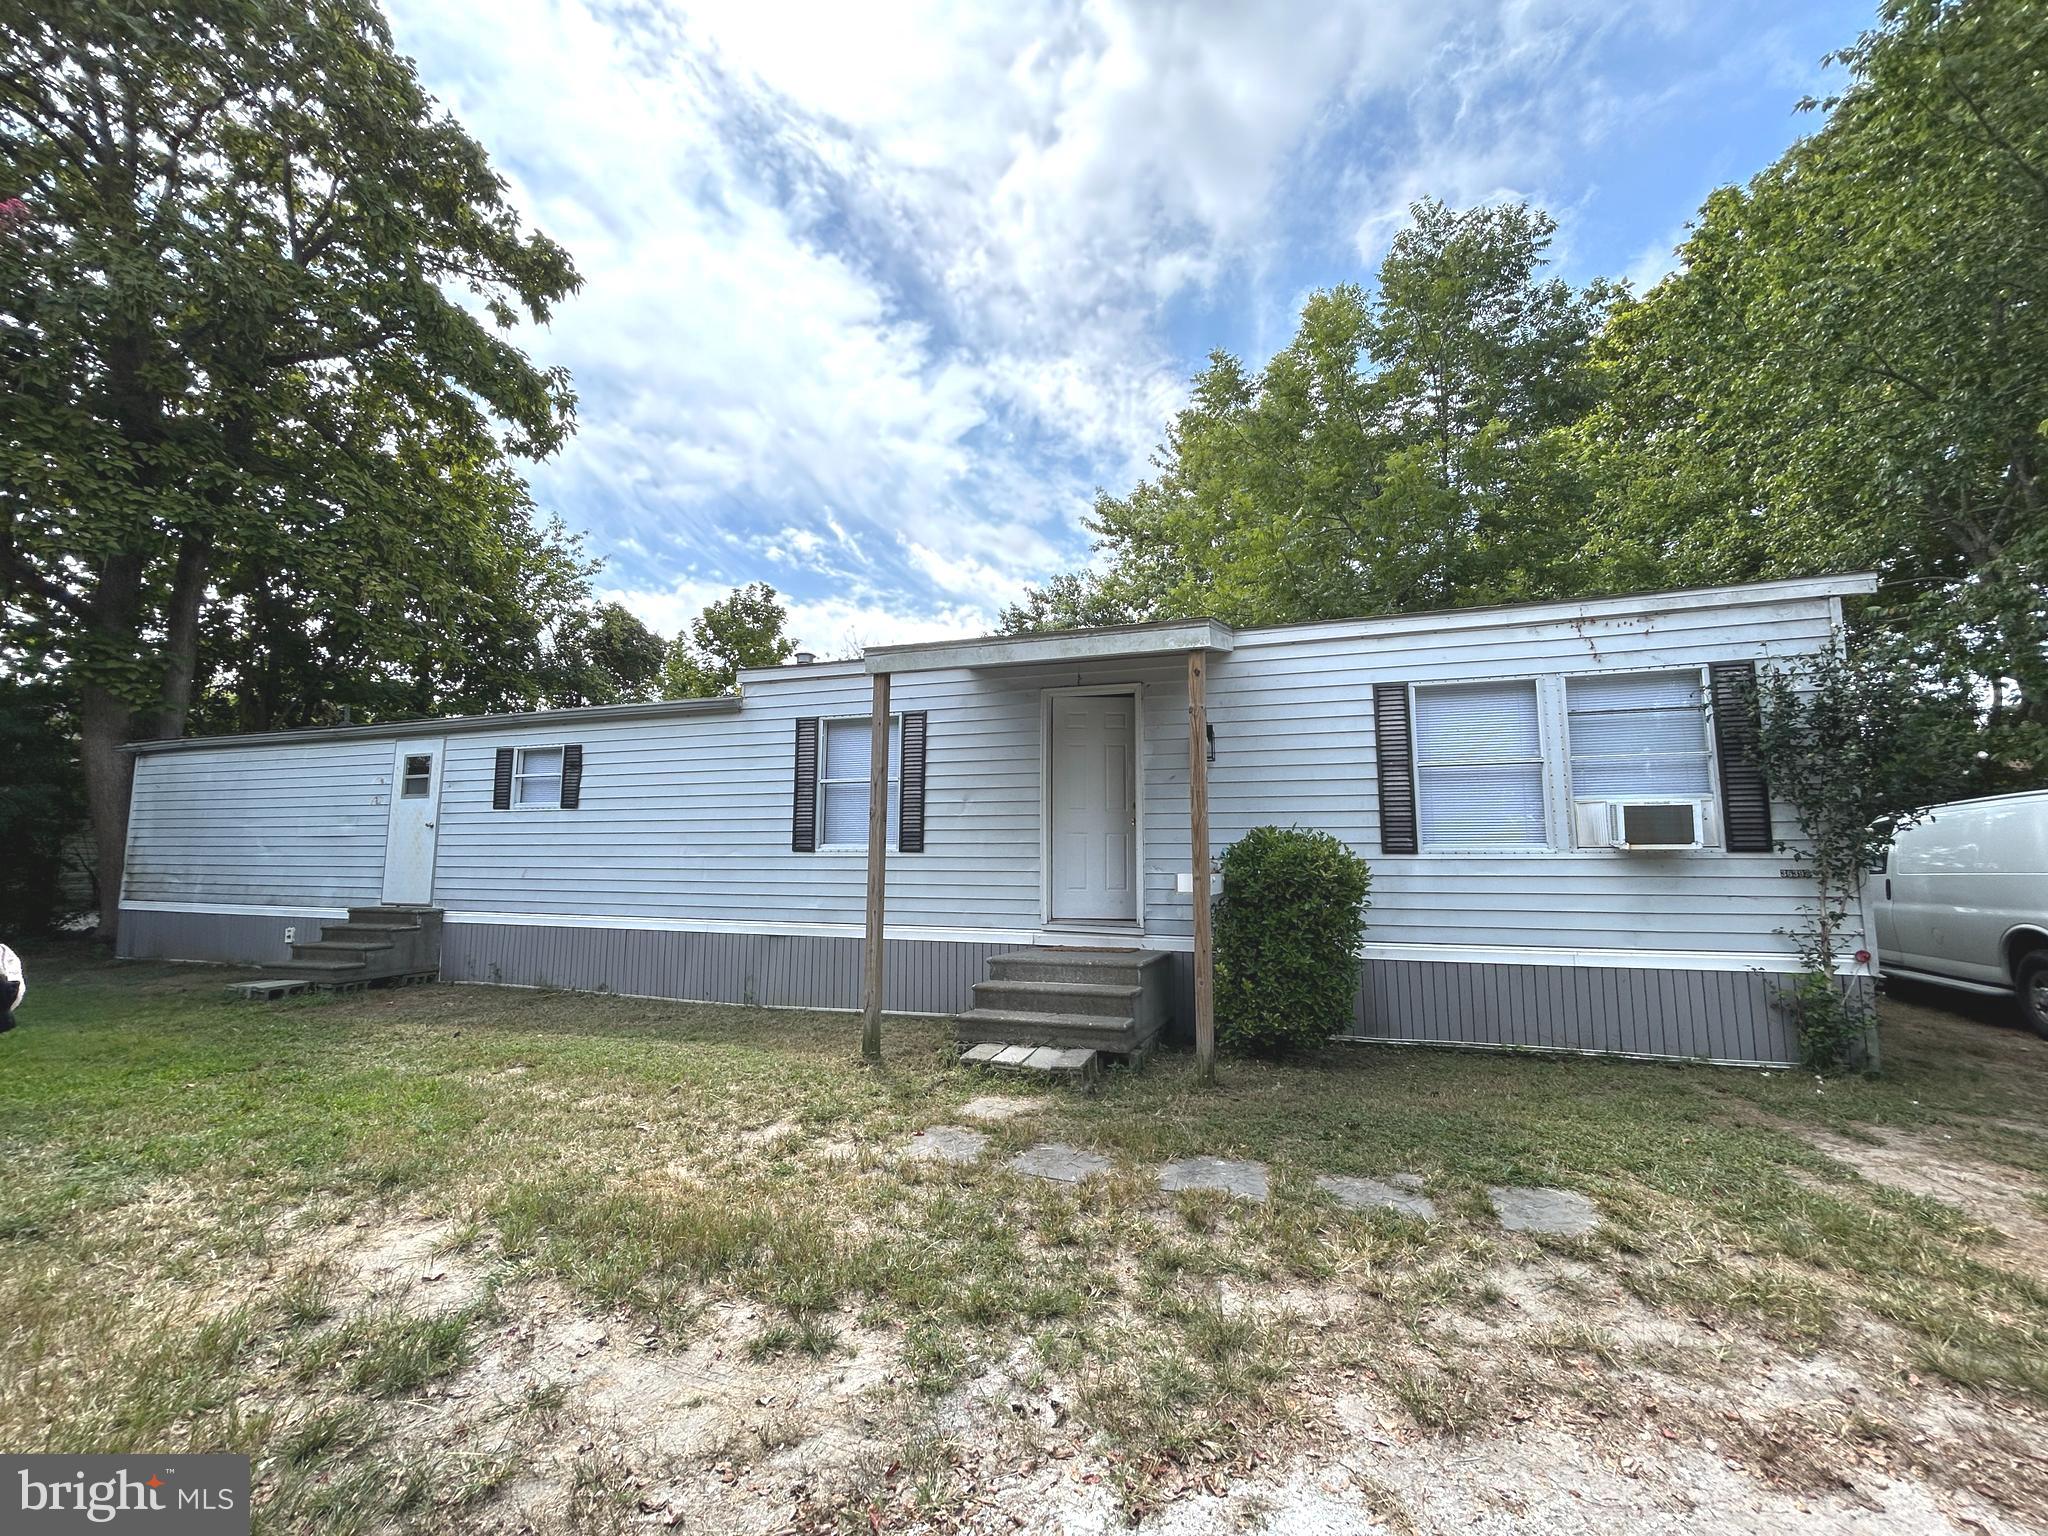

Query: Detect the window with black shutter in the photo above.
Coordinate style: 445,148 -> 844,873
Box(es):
791,718 -> 820,851
1372,683 -> 1418,854
1709,662 -> 1773,852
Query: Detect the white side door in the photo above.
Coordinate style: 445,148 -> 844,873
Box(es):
1048,693 -> 1138,922
381,740 -> 444,905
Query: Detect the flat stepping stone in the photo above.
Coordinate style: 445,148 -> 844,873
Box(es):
1159,1156 -> 1269,1203
959,1095 -> 1038,1122
1009,1142 -> 1112,1184
1489,1185 -> 1600,1236
905,1125 -> 987,1164
961,1043 -> 1004,1066
1317,1174 -> 1436,1220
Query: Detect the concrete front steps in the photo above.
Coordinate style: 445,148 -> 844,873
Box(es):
270,906 -> 444,990
953,947 -> 1174,1065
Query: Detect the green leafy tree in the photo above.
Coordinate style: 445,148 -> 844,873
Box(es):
1008,200 -> 1617,631
1574,0 -> 2047,779
0,0 -> 580,940
1748,632 -> 1979,1070
0,674 -> 89,932
661,582 -> 797,697
544,601 -> 668,708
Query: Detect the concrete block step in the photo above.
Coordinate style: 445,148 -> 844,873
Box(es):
228,979 -> 312,1001
961,1043 -> 1100,1080
970,979 -> 1140,1019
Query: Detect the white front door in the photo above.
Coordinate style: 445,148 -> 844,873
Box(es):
1048,692 -> 1138,922
381,740 -> 444,904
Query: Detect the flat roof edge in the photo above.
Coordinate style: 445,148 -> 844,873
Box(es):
122,694 -> 744,755
864,617 -> 1235,674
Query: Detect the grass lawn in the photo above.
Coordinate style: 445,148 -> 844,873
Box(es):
3,946 -> 2047,1533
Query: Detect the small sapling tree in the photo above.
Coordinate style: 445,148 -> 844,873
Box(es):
1748,634 -> 1977,1070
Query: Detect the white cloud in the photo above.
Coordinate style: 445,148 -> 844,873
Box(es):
604,577 -> 991,659
385,0 -> 1822,633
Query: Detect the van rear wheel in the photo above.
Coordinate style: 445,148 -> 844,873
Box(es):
2020,951 -> 2048,1039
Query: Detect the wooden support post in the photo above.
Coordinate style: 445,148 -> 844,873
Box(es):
861,670 -> 891,1064
1188,649 -> 1215,1085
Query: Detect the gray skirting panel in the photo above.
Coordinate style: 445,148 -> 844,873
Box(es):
1163,951 -> 1816,1067
121,905 -> 1827,1067
441,921 -> 1010,1017
119,906 -> 338,967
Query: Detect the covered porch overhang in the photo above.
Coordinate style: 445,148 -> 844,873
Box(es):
857,619 -> 1235,1081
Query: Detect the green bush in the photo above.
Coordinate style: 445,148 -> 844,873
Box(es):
1213,825 -> 1371,1055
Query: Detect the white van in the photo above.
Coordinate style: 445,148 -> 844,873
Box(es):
1871,788 -> 2048,1036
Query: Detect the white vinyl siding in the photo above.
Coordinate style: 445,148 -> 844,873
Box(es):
1566,672 -> 1713,798
119,580 -> 1864,967
1412,680 -> 1548,851
513,746 -> 564,808
819,717 -> 900,850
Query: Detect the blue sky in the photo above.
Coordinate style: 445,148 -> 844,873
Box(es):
385,0 -> 1873,655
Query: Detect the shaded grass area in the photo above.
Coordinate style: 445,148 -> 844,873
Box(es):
1,943 -> 2046,1528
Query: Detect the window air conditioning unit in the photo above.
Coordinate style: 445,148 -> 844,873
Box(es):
1599,798 -> 1705,851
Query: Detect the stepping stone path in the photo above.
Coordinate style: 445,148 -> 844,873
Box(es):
905,1125 -> 988,1164
1008,1143 -> 1113,1184
1159,1156 -> 1270,1203
1316,1173 -> 1436,1220
887,1125 -> 1590,1238
1489,1185 -> 1601,1236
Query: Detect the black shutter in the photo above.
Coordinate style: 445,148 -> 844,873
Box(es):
1373,683 -> 1418,855
492,747 -> 514,809
791,717 -> 820,852
899,710 -> 928,852
1711,661 -> 1773,852
561,744 -> 584,809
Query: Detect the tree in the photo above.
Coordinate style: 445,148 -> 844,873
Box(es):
1748,632 -> 1980,1070
1007,200 -> 1618,631
661,583 -> 796,697
0,1 -> 580,941
1574,0 -> 2047,780
544,601 -> 667,708
0,673 -> 89,933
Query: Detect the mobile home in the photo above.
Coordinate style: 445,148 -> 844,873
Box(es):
116,573 -> 1877,1067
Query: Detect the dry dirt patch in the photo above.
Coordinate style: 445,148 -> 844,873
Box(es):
1796,1124 -> 2048,1275
300,1210 -> 496,1316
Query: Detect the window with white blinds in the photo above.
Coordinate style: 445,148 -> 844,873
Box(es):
1565,672 -> 1713,797
1413,680 -> 1548,849
819,717 -> 901,849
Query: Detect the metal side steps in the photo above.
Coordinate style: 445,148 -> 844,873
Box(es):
237,906 -> 445,996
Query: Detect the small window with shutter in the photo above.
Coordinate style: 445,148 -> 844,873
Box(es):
792,711 -> 928,852
819,716 -> 900,849
506,745 -> 568,809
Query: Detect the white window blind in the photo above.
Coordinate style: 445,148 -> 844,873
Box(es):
1413,680 -> 1547,849
513,746 -> 563,808
820,717 -> 901,849
1566,672 -> 1713,797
